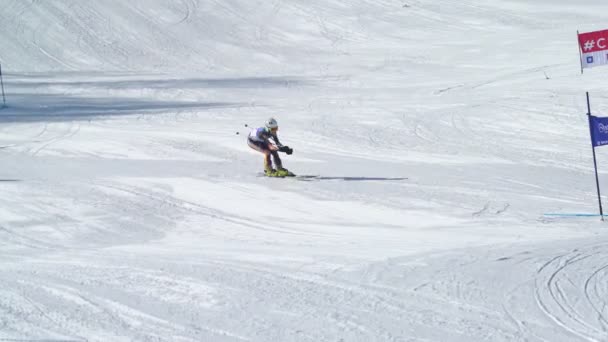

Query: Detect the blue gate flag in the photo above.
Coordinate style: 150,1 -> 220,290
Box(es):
589,115 -> 608,147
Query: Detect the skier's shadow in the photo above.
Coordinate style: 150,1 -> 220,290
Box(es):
0,179 -> 21,182
298,175 -> 407,181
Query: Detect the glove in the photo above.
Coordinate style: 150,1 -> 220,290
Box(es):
279,146 -> 293,155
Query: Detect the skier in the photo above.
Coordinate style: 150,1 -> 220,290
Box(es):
248,117 -> 294,176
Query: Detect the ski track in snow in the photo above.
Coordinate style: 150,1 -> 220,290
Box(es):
1,0 -> 608,341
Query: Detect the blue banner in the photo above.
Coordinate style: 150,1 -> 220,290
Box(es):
589,115 -> 608,147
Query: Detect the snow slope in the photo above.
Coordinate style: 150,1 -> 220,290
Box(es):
2,0 -> 608,341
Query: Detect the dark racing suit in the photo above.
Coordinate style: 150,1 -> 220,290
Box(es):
247,127 -> 283,171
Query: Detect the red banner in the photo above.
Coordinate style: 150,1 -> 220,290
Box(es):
579,29 -> 608,53
579,29 -> 608,69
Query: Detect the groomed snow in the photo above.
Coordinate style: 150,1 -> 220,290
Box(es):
2,1 -> 608,341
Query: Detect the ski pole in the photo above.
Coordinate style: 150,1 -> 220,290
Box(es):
236,123 -> 250,135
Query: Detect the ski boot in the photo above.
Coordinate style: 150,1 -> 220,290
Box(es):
264,168 -> 279,177
275,168 -> 295,177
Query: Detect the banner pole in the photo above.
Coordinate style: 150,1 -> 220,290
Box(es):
0,62 -> 5,107
587,92 -> 604,220
578,31 -> 584,74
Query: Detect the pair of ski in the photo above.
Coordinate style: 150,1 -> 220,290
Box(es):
257,173 -> 409,181
258,171 -> 320,180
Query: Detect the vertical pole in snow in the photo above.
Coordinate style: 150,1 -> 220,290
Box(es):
587,92 -> 604,220
578,31 -> 584,74
0,62 -> 5,108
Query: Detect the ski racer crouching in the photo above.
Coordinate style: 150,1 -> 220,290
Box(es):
247,117 -> 294,177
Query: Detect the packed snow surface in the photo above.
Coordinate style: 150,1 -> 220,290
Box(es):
2,1 -> 608,341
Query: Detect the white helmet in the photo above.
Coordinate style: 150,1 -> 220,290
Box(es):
265,117 -> 278,130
